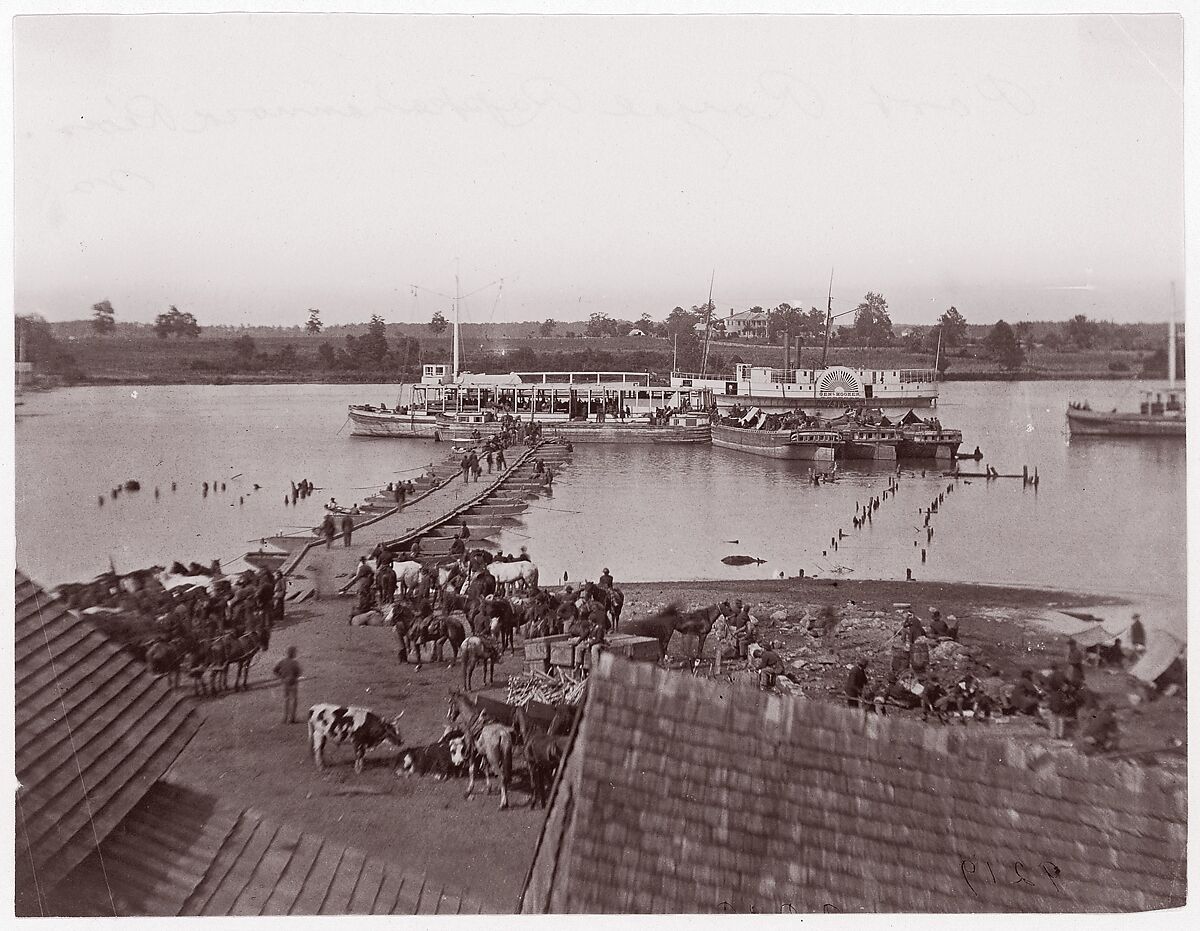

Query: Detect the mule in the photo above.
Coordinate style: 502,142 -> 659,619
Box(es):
226,630 -> 261,691
479,596 -> 519,653
514,706 -> 568,809
146,639 -> 183,690
446,693 -> 514,810
462,635 -> 499,691
207,634 -> 231,694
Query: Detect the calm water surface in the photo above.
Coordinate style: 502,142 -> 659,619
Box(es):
15,380 -> 1186,631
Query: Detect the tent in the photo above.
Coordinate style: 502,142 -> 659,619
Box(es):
900,409 -> 925,426
1071,624 -> 1129,650
1129,631 -> 1187,685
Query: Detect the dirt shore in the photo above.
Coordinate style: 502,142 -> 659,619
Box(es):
165,576 -> 1185,914
623,578 -> 1185,766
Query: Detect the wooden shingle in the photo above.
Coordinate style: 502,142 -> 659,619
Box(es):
14,570 -> 203,915
521,653 -> 1186,913
44,779 -> 480,916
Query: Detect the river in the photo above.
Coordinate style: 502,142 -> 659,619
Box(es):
15,380 -> 1186,632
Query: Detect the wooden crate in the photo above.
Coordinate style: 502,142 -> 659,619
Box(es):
549,640 -> 579,668
523,658 -> 548,675
610,635 -> 661,662
525,634 -> 570,662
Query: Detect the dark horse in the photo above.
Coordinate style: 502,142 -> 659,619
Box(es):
513,706 -> 568,809
410,614 -> 469,668
621,604 -> 723,659
477,596 -> 519,653
582,582 -> 624,630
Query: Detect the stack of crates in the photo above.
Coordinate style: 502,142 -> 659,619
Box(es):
523,634 -> 571,674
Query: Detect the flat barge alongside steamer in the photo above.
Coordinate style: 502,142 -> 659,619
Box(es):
712,406 -> 962,462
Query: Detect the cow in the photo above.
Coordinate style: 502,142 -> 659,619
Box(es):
307,703 -> 405,773
397,729 -> 468,780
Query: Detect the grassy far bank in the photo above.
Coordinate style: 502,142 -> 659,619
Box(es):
22,324 -> 1179,387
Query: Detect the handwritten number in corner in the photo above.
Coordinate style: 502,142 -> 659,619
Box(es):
960,858 -> 978,896
1011,861 -> 1036,887
1040,860 -> 1064,894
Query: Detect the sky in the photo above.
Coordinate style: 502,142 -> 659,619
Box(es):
13,12 -> 1185,327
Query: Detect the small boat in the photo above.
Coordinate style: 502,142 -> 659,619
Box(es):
1067,308 -> 1185,438
895,410 -> 963,460
1066,392 -> 1185,437
827,413 -> 900,461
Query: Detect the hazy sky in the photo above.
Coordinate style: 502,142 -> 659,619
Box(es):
14,13 -> 1184,326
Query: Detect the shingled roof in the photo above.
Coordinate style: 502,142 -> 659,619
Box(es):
15,569 -> 204,915
521,654 -> 1186,913
44,779 -> 483,916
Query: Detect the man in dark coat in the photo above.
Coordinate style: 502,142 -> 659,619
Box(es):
340,514 -> 354,547
845,658 -> 869,709
1130,613 -> 1146,654
1009,669 -> 1041,715
377,562 -> 397,606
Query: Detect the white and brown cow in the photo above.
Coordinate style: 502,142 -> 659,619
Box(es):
308,703 -> 405,773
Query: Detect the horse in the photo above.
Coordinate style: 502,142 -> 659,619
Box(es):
387,602 -> 418,663
407,615 -> 445,666
481,597 -> 519,654
621,604 -> 723,659
207,634 -> 231,694
392,560 -> 424,599
145,638 -> 183,690
513,706 -> 568,809
490,560 -> 539,596
433,561 -> 468,605
226,630 -> 261,691
446,692 -> 514,810
582,582 -> 624,630
465,567 -> 497,606
409,614 -> 468,668
462,635 -> 499,691
185,641 -> 209,696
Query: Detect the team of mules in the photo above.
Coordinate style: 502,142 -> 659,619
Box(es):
442,691 -> 576,810
143,627 -> 268,697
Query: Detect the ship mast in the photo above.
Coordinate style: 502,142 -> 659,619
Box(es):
821,270 -> 835,368
410,270 -> 502,380
453,273 -> 461,378
700,269 -> 715,377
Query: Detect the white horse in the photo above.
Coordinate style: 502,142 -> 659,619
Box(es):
392,560 -> 423,598
489,561 -> 539,595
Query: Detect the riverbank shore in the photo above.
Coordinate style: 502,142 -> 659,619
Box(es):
162,572 -> 1183,912
621,577 -> 1185,766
